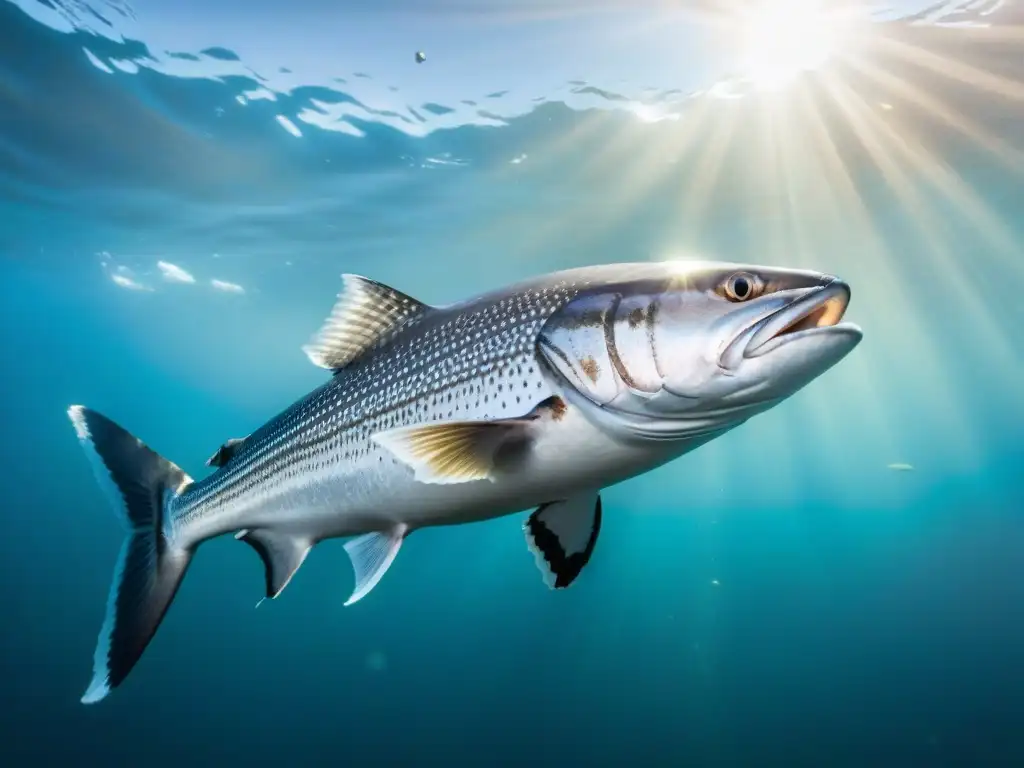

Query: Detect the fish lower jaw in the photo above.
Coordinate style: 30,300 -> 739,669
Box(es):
745,321 -> 863,358
742,282 -> 854,359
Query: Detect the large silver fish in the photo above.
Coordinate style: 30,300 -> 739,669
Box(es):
68,260 -> 862,703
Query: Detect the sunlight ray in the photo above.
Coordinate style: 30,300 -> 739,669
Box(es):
497,118 -> 693,262
672,101 -> 744,243
874,34 -> 1024,104
826,62 -> 1021,266
597,103 -> 726,231
783,74 -> 981,465
814,79 -> 1024,467
769,85 -> 904,480
571,110 -> 693,213
848,55 -> 1024,173
823,75 -> 1019,368
459,0 -> 1016,479
477,95 -> 725,272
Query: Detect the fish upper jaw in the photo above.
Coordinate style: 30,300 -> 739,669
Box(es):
720,280 -> 861,368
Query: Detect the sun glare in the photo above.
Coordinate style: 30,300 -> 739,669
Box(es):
738,0 -> 844,89
477,0 -> 1022,477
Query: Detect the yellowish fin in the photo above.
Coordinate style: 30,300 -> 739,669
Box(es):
372,420 -> 520,484
373,396 -> 566,485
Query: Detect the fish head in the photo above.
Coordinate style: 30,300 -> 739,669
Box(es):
537,261 -> 863,441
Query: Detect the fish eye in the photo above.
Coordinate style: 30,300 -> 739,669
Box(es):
718,272 -> 763,302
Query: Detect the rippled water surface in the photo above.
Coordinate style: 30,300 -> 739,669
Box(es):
1,1 -> 1022,765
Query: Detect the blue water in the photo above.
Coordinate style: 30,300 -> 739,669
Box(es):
2,0 -> 1023,764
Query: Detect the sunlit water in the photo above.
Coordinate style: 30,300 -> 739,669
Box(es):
1,0 -> 1022,765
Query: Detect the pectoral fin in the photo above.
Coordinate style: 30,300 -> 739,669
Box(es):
239,529 -> 312,599
343,524 -> 407,606
524,492 -> 602,589
372,396 -> 566,485
371,421 -> 520,485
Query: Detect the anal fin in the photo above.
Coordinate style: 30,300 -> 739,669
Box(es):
343,524 -> 407,606
239,529 -> 312,599
524,492 -> 602,589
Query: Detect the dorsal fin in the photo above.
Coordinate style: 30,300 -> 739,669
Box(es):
205,436 -> 248,468
302,274 -> 430,371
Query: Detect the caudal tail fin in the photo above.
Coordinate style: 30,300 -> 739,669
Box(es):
68,405 -> 195,704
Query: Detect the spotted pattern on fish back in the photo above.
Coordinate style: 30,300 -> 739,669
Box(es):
172,278 -> 592,525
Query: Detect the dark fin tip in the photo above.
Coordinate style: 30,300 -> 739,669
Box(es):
528,496 -> 602,589
68,405 -> 193,704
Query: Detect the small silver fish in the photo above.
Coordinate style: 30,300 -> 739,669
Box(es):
68,260 -> 862,702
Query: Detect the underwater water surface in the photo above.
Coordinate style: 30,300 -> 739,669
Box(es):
1,0 -> 1023,765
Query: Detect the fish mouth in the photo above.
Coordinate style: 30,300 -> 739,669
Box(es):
743,280 -> 860,358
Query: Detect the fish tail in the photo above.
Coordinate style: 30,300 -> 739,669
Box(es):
67,405 -> 196,704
